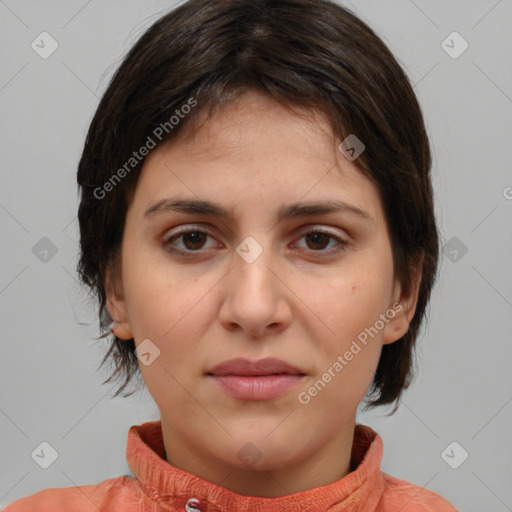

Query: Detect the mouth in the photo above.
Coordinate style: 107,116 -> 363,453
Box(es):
206,356 -> 305,376
205,357 -> 306,401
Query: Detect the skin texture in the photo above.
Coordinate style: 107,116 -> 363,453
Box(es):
106,90 -> 421,497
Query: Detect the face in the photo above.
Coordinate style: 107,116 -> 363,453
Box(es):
107,90 -> 419,495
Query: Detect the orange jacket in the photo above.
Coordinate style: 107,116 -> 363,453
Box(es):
4,421 -> 458,511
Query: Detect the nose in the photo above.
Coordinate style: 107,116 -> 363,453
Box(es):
218,237 -> 292,338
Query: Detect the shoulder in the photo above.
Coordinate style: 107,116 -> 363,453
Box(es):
3,476 -> 141,512
378,472 -> 460,512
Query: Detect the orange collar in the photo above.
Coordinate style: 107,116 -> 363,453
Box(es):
126,421 -> 385,511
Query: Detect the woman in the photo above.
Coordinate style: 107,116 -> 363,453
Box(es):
5,0 -> 458,510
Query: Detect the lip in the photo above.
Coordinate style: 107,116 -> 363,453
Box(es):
206,357 -> 306,401
210,375 -> 305,400
206,357 -> 304,376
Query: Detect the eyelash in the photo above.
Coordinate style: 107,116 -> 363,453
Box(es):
163,227 -> 348,257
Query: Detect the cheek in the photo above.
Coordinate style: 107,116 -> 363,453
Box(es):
299,267 -> 392,344
297,257 -> 393,393
124,275 -> 219,388
122,243 -> 202,336
320,349 -> 381,417
304,289 -> 385,412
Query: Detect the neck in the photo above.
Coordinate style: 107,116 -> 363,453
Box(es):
160,417 -> 356,497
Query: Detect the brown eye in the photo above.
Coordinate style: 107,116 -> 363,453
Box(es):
293,229 -> 348,255
304,232 -> 331,250
164,228 -> 217,256
181,231 -> 208,250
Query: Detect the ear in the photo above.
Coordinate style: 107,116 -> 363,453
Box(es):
382,253 -> 423,345
105,265 -> 134,340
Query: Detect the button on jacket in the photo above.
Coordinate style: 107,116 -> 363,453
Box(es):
5,421 -> 459,512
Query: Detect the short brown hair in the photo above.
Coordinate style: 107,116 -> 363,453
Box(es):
77,0 -> 439,408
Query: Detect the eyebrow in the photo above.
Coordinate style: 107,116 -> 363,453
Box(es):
143,197 -> 373,224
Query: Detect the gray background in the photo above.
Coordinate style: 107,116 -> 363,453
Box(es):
1,1 -> 511,510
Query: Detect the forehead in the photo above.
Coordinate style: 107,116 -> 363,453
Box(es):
130,91 -> 386,229
172,91 -> 337,162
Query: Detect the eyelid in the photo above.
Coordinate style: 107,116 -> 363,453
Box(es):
292,226 -> 349,253
163,224 -> 349,256
164,225 -> 220,246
